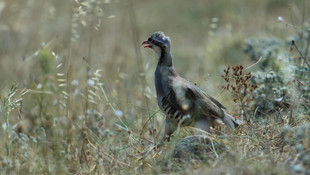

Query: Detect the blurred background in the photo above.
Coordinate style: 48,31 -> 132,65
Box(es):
0,0 -> 304,111
0,0 -> 309,174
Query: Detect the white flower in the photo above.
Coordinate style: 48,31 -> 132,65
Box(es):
2,123 -> 7,130
87,79 -> 95,86
114,110 -> 123,117
37,83 -> 43,89
71,79 -> 79,86
278,16 -> 284,22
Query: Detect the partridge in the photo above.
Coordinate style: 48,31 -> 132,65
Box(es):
142,32 -> 241,142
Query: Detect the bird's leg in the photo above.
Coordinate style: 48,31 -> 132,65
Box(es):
155,136 -> 166,149
155,120 -> 175,148
194,118 -> 226,134
194,118 -> 212,134
134,130 -> 171,159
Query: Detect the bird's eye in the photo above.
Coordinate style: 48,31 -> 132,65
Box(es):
148,38 -> 153,42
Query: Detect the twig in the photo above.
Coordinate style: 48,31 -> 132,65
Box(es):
95,75 -> 128,130
30,90 -> 54,95
253,107 -> 259,118
84,11 -> 95,126
305,31 -> 310,60
292,40 -> 310,68
300,0 -> 306,42
244,56 -> 262,70
127,0 -> 151,139
209,139 -> 219,160
218,135 -> 265,142
139,110 -> 160,139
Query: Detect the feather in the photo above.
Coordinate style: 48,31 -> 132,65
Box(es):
143,31 -> 241,143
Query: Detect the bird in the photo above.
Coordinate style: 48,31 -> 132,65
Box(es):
142,31 -> 241,144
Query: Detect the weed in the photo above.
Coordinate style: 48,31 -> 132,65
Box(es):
222,65 -> 257,121
0,85 -> 30,156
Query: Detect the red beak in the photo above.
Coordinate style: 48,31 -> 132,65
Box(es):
142,40 -> 151,48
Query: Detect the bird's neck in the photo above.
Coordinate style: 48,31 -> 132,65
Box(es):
158,48 -> 173,67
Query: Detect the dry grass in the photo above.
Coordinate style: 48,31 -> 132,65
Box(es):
0,0 -> 309,174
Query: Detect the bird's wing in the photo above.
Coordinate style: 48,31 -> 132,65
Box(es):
170,77 -> 225,118
200,90 -> 226,110
159,77 -> 194,116
160,89 -> 185,117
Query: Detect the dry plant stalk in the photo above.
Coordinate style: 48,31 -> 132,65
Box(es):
0,85 -> 30,156
222,65 -> 257,121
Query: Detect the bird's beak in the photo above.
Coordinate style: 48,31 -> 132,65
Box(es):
142,40 -> 151,48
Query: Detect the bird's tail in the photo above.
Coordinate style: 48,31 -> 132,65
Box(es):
222,112 -> 242,129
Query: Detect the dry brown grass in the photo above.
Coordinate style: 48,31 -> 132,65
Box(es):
0,0 -> 309,174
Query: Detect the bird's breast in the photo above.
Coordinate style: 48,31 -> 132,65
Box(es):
154,66 -> 171,105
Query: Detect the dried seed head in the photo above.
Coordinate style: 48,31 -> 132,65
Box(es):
292,40 -> 295,45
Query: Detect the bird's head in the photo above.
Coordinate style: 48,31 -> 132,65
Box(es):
142,31 -> 171,56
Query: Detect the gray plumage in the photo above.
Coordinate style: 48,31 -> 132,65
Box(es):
142,31 -> 241,142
